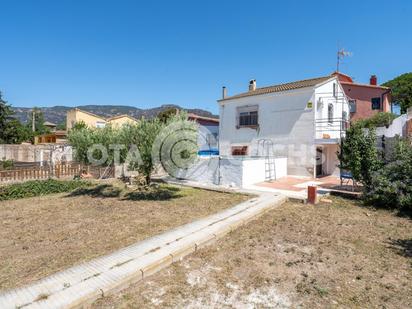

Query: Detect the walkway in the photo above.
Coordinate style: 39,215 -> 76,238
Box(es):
0,191 -> 286,309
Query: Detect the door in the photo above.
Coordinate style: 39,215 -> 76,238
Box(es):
316,147 -> 323,177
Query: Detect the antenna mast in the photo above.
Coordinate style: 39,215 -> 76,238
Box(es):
337,48 -> 352,72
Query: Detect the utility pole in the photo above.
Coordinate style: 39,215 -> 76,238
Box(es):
32,109 -> 36,132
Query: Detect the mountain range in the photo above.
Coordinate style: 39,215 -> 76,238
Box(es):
11,104 -> 218,125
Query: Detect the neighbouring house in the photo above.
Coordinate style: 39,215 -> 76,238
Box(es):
43,121 -> 57,131
188,113 -> 219,153
34,130 -> 67,145
218,75 -> 350,178
332,72 -> 391,121
66,108 -> 138,130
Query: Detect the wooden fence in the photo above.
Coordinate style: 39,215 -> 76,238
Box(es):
0,163 -> 82,183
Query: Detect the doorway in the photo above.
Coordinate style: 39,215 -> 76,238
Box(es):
316,147 -> 323,177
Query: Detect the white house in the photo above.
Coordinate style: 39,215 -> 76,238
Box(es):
218,75 -> 350,178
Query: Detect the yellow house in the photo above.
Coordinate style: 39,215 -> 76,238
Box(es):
107,114 -> 138,127
66,108 -> 138,130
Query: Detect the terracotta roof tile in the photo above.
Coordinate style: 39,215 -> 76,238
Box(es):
219,76 -> 332,101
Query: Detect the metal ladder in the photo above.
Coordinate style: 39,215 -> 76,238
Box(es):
257,139 -> 276,181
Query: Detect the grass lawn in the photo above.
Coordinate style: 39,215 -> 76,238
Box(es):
0,182 -> 249,291
93,197 -> 412,308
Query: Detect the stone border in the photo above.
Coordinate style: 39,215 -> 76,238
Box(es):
0,192 -> 286,309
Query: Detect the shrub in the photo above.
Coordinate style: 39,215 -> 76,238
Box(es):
0,179 -> 92,201
364,139 -> 412,211
338,125 -> 382,188
0,158 -> 14,170
354,112 -> 397,129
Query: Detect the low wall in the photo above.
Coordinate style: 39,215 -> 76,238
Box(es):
0,144 -> 73,164
174,156 -> 287,188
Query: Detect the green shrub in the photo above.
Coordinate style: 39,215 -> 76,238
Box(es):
0,179 -> 92,201
354,112 -> 397,129
338,125 -> 382,188
0,158 -> 14,170
364,139 -> 412,211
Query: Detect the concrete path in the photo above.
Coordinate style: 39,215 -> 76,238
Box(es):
0,191 -> 286,309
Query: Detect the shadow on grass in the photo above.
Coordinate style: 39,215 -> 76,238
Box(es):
387,238 -> 412,258
68,184 -> 122,198
123,185 -> 183,201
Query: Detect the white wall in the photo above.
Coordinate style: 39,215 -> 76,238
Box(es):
172,156 -> 287,188
219,87 -> 315,176
376,114 -> 407,138
314,79 -> 350,139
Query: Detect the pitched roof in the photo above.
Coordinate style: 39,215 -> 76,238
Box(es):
43,121 -> 57,127
106,114 -> 138,122
218,76 -> 332,102
187,113 -> 219,123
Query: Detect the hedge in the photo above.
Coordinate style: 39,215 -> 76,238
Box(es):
0,179 -> 92,201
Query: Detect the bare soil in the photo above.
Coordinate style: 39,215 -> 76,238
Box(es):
93,197 -> 412,308
0,183 -> 249,291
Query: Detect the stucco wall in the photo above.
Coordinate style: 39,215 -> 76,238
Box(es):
0,144 -> 73,164
173,156 -> 287,188
375,114 -> 407,138
66,109 -> 107,130
341,83 -> 390,121
219,88 -> 315,176
108,117 -> 138,127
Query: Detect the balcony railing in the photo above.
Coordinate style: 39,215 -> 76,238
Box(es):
315,118 -> 349,139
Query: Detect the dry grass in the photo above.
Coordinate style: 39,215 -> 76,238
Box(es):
0,182 -> 249,291
93,197 -> 412,308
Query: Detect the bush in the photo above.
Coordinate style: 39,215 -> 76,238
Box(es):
364,139 -> 412,211
0,158 -> 14,170
338,125 -> 382,188
354,112 -> 397,129
0,179 -> 92,201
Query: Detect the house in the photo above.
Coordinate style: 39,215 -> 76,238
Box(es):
218,75 -> 350,178
106,114 -> 139,128
43,121 -> 57,131
187,113 -> 219,153
332,72 -> 391,121
66,108 -> 138,130
34,130 -> 67,145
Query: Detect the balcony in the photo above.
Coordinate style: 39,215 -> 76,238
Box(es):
315,117 -> 348,143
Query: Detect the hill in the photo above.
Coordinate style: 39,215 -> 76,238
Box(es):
11,104 -> 218,125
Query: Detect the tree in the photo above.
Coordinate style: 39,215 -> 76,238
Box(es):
0,92 -> 14,143
382,72 -> 412,113
27,108 -> 50,136
338,124 -> 382,189
157,107 -> 179,123
0,92 -> 32,144
56,121 -> 66,130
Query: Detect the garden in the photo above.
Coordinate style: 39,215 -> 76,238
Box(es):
0,179 -> 248,291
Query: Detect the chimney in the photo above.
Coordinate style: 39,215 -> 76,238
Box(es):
222,86 -> 227,99
249,79 -> 256,91
370,75 -> 377,86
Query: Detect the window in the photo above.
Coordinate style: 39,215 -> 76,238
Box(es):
231,146 -> 248,156
349,99 -> 357,113
342,111 -> 349,130
237,105 -> 258,128
239,111 -> 258,127
333,83 -> 337,98
328,104 -> 334,124
371,97 -> 381,110
96,121 -> 106,128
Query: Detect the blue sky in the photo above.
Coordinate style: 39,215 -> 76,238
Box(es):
1,0 -> 411,114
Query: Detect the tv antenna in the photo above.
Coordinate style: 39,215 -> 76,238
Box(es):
337,48 -> 352,72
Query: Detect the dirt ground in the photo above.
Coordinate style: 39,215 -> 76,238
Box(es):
0,183 -> 249,291
93,197 -> 412,309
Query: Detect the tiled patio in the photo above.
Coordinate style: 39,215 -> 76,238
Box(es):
256,175 -> 345,193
